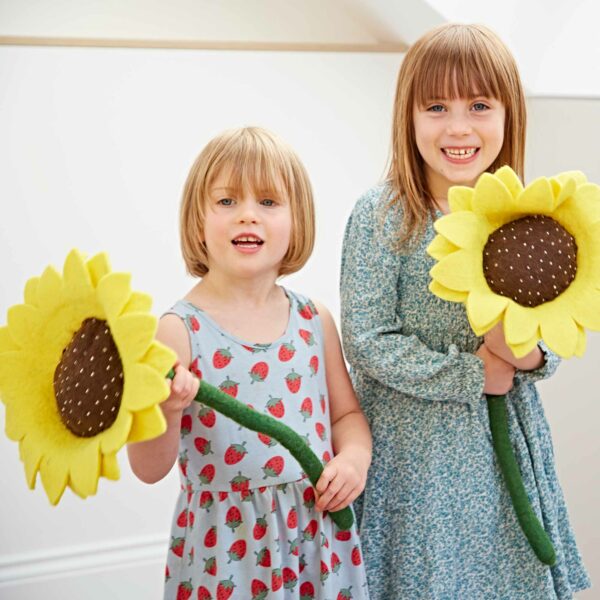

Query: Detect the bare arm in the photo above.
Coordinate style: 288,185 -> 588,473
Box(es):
312,302 -> 372,513
127,314 -> 199,484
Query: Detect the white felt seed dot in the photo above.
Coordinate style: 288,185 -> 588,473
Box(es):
99,422 -> 104,428
85,388 -> 89,394
509,266 -> 513,270
79,368 -> 83,373
102,384 -> 108,390
73,348 -> 77,353
95,399 -> 100,405
104,394 -> 108,400
77,400 -> 82,406
111,377 -> 115,383
75,382 -> 79,388
106,365 -> 110,371
86,411 -> 91,417
91,371 -> 95,377
103,347 -> 107,353
90,356 -> 94,361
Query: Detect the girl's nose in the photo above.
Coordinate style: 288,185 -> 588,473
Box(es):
237,200 -> 259,223
446,114 -> 472,136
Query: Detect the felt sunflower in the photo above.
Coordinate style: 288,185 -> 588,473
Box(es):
428,166 -> 600,358
0,250 -> 175,505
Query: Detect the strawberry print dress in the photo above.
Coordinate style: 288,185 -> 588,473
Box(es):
163,288 -> 369,600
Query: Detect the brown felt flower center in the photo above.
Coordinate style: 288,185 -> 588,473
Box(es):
482,215 -> 577,307
54,318 -> 124,437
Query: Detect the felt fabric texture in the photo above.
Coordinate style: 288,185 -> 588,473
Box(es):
0,250 -> 176,505
428,166 -> 600,358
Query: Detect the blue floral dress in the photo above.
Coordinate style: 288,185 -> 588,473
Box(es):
163,288 -> 369,600
340,184 -> 591,600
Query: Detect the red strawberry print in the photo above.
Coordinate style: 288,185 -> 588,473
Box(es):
165,565 -> 170,582
249,361 -> 269,383
199,491 -> 214,512
303,486 -> 316,509
180,414 -> 192,437
197,586 -> 212,600
203,555 -> 217,576
320,394 -> 326,414
287,507 -> 298,529
331,551 -> 342,573
229,471 -> 250,493
335,530 -> 352,542
351,544 -> 362,565
218,491 -> 229,502
177,508 -> 194,528
227,539 -> 247,563
300,581 -> 315,600
189,357 -> 202,379
285,369 -> 302,393
253,514 -> 268,540
307,299 -> 318,314
204,525 -> 217,548
309,355 -> 319,376
254,547 -> 272,567
218,376 -> 239,398
176,579 -> 193,600
170,536 -> 185,557
320,560 -> 330,583
262,456 -> 285,479
299,553 -> 307,573
198,464 -> 215,485
299,397 -> 313,421
224,442 -> 248,465
322,450 -> 332,464
198,406 -> 216,428
278,341 -> 296,362
302,519 -> 318,542
178,450 -> 189,477
320,531 -> 330,548
187,315 -> 200,332
288,536 -> 301,556
282,567 -> 298,590
225,506 -> 242,531
315,422 -> 327,441
297,301 -> 313,320
266,396 -> 285,418
337,587 -> 353,600
188,546 -> 195,566
251,578 -> 269,600
216,575 -> 235,600
258,431 -> 278,446
241,488 -> 254,502
212,347 -> 233,369
299,328 -> 315,346
271,567 -> 283,591
194,436 -> 213,455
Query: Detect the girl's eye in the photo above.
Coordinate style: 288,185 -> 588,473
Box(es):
472,102 -> 489,111
427,104 -> 445,113
261,199 -> 276,207
218,198 -> 234,206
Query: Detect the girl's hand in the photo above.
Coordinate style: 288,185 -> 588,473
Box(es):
314,450 -> 369,513
161,364 -> 199,417
475,343 -> 516,395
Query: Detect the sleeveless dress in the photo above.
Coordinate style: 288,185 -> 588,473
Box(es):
163,288 -> 369,600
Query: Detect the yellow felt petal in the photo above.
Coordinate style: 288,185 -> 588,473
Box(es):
111,313 -> 157,363
429,280 -> 469,303
122,291 -> 153,314
503,301 -> 540,345
128,404 -> 167,443
0,326 -> 19,353
20,435 -> 43,489
142,341 -> 178,377
433,212 -> 489,250
539,311 -> 579,358
554,170 -> 587,188
430,249 -> 478,292
6,304 -> 42,349
466,289 -> 508,335
87,252 -> 111,288
99,408 -> 132,454
448,186 -> 474,212
39,453 -> 70,505
516,177 -> 555,214
572,183 -> 600,224
472,173 -> 516,226
63,249 -> 93,300
123,363 -> 171,411
24,277 -> 40,307
36,265 -> 63,308
101,453 -> 120,480
69,439 -> 101,498
96,272 -> 132,320
493,166 -> 523,200
550,175 -> 576,208
574,324 -> 587,357
4,400 -> 29,440
427,235 -> 459,261
569,288 -> 600,330
509,335 -> 540,359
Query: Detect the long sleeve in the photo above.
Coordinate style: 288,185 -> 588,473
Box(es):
340,187 -> 485,404
515,341 -> 561,384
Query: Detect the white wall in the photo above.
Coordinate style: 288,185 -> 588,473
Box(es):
0,47 -> 598,599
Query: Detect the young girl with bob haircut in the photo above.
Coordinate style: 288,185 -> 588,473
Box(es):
341,24 -> 590,599
128,127 -> 372,599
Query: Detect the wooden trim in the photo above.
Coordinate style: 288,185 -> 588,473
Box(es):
0,36 -> 407,53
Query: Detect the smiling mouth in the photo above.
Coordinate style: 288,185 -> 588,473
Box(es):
232,235 -> 264,248
442,147 -> 479,160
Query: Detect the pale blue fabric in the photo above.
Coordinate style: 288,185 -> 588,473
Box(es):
340,184 -> 591,600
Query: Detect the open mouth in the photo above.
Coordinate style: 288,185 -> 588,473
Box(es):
442,147 -> 480,160
231,235 -> 264,248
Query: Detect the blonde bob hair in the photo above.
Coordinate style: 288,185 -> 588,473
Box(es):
180,127 -> 315,277
388,23 -> 526,245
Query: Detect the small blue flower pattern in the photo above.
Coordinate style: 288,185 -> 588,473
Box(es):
340,184 -> 591,600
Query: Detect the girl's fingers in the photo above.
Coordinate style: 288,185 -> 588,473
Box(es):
322,482 -> 353,512
316,474 -> 344,511
328,487 -> 358,513
316,464 -> 337,494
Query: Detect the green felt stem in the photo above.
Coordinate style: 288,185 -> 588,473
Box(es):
487,394 -> 556,566
168,370 -> 354,530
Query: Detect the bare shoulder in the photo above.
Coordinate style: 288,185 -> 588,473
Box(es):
310,300 -> 339,340
157,313 -> 192,365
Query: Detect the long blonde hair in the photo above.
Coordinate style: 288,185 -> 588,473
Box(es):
387,23 -> 526,246
180,127 -> 315,277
